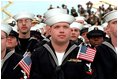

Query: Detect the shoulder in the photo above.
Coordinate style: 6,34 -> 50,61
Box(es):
31,42 -> 50,58
35,38 -> 50,48
95,42 -> 116,59
9,53 -> 23,64
96,41 -> 114,52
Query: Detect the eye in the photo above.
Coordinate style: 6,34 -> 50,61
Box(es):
54,25 -> 60,29
25,19 -> 32,22
74,29 -> 79,32
112,21 -> 117,24
17,20 -> 22,23
63,25 -> 69,29
71,29 -> 73,31
1,36 -> 6,40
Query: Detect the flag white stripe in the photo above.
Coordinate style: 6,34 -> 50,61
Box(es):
79,55 -> 94,59
20,61 -> 29,76
19,61 -> 29,75
19,60 -> 30,76
78,47 -> 96,62
21,61 -> 30,73
22,60 -> 30,73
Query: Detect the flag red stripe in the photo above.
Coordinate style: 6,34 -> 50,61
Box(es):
21,60 -> 30,73
80,53 -> 96,57
20,61 -> 30,73
22,60 -> 30,71
78,47 -> 96,62
77,52 -> 96,59
19,60 -> 30,76
79,55 -> 95,58
20,60 -> 30,72
19,62 -> 29,76
78,57 -> 94,62
80,52 -> 96,58
19,64 -> 29,76
19,61 -> 29,75
79,55 -> 95,60
78,58 -> 93,62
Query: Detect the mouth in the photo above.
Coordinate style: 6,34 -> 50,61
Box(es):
71,36 -> 76,38
58,35 -> 66,38
8,42 -> 12,44
21,27 -> 27,30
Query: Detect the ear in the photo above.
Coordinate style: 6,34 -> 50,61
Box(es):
15,40 -> 18,46
48,28 -> 51,35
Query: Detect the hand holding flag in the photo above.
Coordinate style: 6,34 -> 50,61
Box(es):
14,52 -> 32,78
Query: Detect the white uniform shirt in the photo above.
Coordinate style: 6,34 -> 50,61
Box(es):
55,52 -> 65,65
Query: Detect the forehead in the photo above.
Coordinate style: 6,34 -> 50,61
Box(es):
1,31 -> 7,36
7,36 -> 17,38
90,36 -> 104,39
52,22 -> 70,26
17,18 -> 32,21
71,27 -> 80,30
109,19 -> 117,23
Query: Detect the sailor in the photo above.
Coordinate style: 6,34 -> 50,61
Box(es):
6,30 -> 19,51
70,22 -> 83,45
92,10 -> 117,79
30,8 -> 93,79
13,11 -> 40,55
87,25 -> 106,48
1,24 -> 23,79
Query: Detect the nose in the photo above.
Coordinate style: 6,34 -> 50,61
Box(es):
71,32 -> 75,35
59,27 -> 64,33
94,37 -> 99,41
22,20 -> 26,25
7,37 -> 12,41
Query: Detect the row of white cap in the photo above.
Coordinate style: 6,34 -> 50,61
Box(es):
1,9 -> 117,36
4,8 -> 117,25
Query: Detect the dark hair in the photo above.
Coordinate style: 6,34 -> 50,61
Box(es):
80,28 -> 88,35
9,30 -> 19,41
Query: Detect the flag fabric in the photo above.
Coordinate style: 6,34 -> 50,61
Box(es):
18,52 -> 32,78
77,45 -> 96,62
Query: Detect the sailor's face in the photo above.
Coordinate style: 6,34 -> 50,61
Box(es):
17,18 -> 32,34
6,36 -> 18,49
89,36 -> 104,47
70,28 -> 80,41
50,22 -> 71,43
1,31 -> 7,58
108,19 -> 117,37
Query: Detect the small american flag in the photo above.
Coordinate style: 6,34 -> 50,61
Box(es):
18,52 -> 32,78
77,45 -> 96,62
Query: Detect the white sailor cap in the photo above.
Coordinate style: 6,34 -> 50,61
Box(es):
44,8 -> 75,26
13,11 -> 35,20
70,22 -> 83,30
103,10 -> 117,22
87,25 -> 106,38
88,26 -> 104,32
75,16 -> 85,21
83,24 -> 91,28
44,8 -> 67,19
1,24 -> 12,36
32,16 -> 42,23
101,22 -> 108,29
12,25 -> 18,32
75,16 -> 87,24
31,23 -> 46,31
31,26 -> 38,31
5,17 -> 16,24
39,23 -> 46,28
